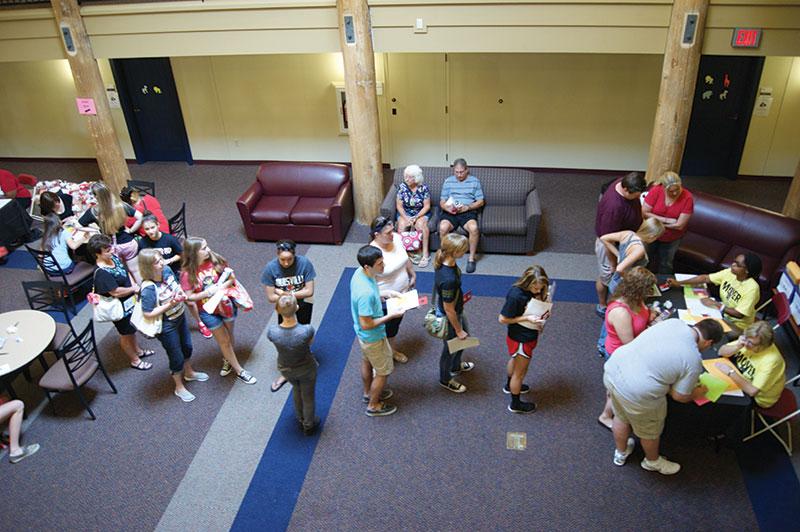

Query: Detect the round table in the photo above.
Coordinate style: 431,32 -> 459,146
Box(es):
0,309 -> 56,378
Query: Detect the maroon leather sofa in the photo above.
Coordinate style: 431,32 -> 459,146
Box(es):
674,190 -> 800,300
236,162 -> 353,244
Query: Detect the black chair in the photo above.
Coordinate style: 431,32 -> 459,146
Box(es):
22,280 -> 77,355
168,202 -> 187,240
38,321 -> 117,420
24,245 -> 94,314
127,179 -> 155,197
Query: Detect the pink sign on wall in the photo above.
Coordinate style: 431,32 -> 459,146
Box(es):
76,98 -> 97,115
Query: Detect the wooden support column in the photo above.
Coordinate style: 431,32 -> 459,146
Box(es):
337,0 -> 383,224
51,0 -> 130,193
645,0 -> 709,183
783,158 -> 800,220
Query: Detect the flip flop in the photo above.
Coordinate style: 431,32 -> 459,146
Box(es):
138,349 -> 156,358
271,379 -> 287,393
597,418 -> 612,432
130,360 -> 153,371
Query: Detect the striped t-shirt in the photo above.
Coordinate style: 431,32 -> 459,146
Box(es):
441,174 -> 484,206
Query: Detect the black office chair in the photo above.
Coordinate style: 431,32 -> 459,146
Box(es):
39,321 -> 117,420
24,246 -> 94,314
126,179 -> 155,197
168,202 -> 187,240
22,280 -> 77,354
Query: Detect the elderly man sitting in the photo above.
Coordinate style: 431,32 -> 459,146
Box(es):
438,158 -> 484,273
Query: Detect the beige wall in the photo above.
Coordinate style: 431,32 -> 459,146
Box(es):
0,59 -> 132,158
740,57 -> 800,177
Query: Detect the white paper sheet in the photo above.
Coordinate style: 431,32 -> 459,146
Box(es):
674,273 -> 696,281
518,298 -> 552,330
685,298 -> 722,319
386,290 -> 419,315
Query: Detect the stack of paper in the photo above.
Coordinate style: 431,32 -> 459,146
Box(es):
685,298 -> 722,319
519,298 -> 552,330
386,289 -> 420,315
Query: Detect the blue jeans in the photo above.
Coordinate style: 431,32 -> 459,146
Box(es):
199,305 -> 237,330
157,312 -> 193,373
440,314 -> 468,383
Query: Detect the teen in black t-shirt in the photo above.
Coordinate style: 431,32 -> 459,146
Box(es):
499,265 -> 551,414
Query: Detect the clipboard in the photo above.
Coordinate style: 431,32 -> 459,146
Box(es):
447,336 -> 480,353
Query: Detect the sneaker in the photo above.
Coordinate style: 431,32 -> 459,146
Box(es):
174,389 -> 196,403
362,388 -> 394,404
466,260 -> 476,274
184,371 -> 209,382
237,369 -> 257,385
508,401 -> 537,414
440,379 -> 467,393
595,304 -> 607,318
503,383 -> 530,394
9,443 -> 40,464
220,360 -> 232,377
365,403 -> 398,417
452,361 -> 475,374
613,438 -> 636,466
303,416 -> 321,435
641,456 -> 681,475
198,321 -> 213,339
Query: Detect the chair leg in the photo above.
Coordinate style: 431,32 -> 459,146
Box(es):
44,391 -> 57,416
744,413 -> 793,456
96,360 -> 117,394
73,387 -> 96,420
38,353 -> 50,372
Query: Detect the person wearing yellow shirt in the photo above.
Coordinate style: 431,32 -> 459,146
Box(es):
709,321 -> 786,449
668,252 -> 762,333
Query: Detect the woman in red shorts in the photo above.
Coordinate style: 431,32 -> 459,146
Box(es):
498,265 -> 551,414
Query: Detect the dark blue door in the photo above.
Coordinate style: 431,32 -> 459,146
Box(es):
680,55 -> 763,179
111,58 -> 193,164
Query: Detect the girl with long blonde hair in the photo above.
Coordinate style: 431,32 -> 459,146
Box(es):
498,265 -> 551,413
433,233 -> 473,393
180,237 -> 256,385
78,182 -> 143,280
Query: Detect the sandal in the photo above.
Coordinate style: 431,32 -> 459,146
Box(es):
392,351 -> 408,363
418,256 -> 430,268
130,360 -> 153,371
271,378 -> 287,393
138,349 -> 156,358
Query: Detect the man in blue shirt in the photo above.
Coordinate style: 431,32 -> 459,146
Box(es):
439,158 -> 484,273
350,245 -> 405,417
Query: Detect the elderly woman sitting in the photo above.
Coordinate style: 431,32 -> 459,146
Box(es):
396,164 -> 431,267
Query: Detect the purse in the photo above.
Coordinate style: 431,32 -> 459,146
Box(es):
423,290 -> 449,339
400,230 -> 422,252
87,270 -> 124,323
130,281 -> 163,338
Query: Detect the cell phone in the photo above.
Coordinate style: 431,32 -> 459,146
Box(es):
659,282 -> 671,292
463,290 -> 473,303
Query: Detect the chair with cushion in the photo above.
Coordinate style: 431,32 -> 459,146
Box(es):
127,179 -> 155,197
38,321 -> 117,420
742,375 -> 800,455
168,202 -> 187,240
236,162 -> 354,244
24,245 -> 94,314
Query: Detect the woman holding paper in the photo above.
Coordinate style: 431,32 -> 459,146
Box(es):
498,265 -> 551,414
370,216 -> 416,363
434,233 -> 473,393
597,266 -> 659,429
180,237 -> 256,385
88,234 -> 154,371
642,172 -> 694,274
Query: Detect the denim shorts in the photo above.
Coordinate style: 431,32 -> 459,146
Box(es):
199,306 -> 237,330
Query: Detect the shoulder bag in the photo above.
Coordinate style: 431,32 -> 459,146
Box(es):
87,269 -> 124,323
130,280 -> 163,338
423,289 -> 449,339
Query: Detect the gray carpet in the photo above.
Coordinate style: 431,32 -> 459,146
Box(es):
289,297 -> 755,531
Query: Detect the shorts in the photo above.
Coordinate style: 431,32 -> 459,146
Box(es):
359,337 -> 394,376
506,337 -> 537,359
604,373 -> 666,440
595,238 -> 614,286
199,306 -> 238,331
440,211 -> 478,230
113,311 -> 137,336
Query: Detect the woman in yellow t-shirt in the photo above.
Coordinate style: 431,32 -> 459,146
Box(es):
708,321 -> 786,449
668,252 -> 762,332
717,321 -> 785,408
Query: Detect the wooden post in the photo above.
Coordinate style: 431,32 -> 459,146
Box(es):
645,0 -> 709,183
783,158 -> 800,220
51,0 -> 130,194
337,0 -> 383,224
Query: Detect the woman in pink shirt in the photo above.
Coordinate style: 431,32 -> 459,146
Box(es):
642,172 -> 694,274
597,266 -> 658,430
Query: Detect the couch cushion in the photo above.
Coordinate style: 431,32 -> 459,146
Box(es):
480,206 -> 527,236
290,197 -> 334,226
251,196 -> 299,224
257,162 -> 349,197
677,233 -> 729,272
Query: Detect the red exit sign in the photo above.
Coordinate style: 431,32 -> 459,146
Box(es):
731,28 -> 761,48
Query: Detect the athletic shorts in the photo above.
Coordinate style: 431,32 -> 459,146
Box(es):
506,337 -> 537,359
595,238 -> 614,286
440,211 -> 478,230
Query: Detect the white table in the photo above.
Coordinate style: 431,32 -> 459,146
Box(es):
0,310 -> 56,378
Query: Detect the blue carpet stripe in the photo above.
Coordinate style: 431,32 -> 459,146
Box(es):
230,269 -> 800,530
1,248 -> 38,270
